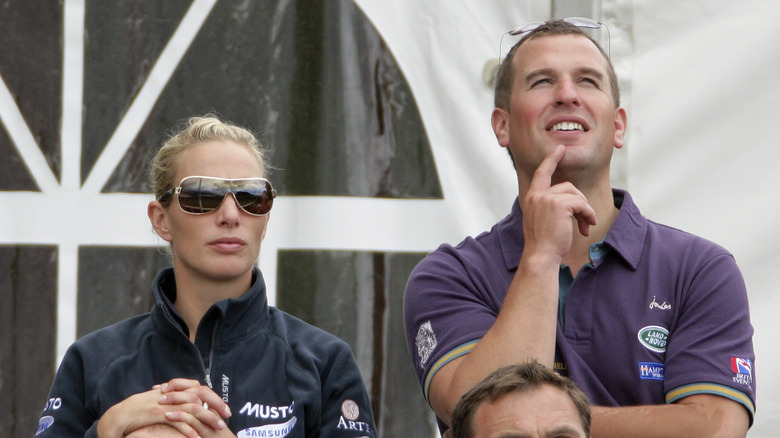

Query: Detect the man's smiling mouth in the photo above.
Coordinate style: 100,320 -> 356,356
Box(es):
550,121 -> 584,132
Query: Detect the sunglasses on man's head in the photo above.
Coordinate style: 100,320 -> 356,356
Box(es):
499,17 -> 610,68
158,176 -> 277,216
508,16 -> 603,36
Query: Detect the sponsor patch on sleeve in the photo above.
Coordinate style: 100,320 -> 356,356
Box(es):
415,320 -> 437,368
35,416 -> 54,436
335,399 -> 374,435
731,357 -> 753,386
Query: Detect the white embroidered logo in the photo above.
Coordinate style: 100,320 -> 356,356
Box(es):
415,320 -> 437,367
237,417 -> 297,438
649,296 -> 671,311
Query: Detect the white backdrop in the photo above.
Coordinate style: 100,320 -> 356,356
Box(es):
1,0 -> 776,435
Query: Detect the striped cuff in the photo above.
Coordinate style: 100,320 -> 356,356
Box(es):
666,382 -> 755,425
423,340 -> 479,401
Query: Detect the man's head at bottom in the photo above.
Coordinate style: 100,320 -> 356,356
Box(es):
451,360 -> 591,438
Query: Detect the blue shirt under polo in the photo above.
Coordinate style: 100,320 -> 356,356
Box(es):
404,189 -> 755,426
559,241 -> 610,329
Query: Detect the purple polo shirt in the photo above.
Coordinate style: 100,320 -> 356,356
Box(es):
404,189 -> 755,423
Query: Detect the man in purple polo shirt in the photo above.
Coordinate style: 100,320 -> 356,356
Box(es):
403,19 -> 755,437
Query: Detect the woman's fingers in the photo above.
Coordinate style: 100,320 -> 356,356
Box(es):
157,379 -> 232,419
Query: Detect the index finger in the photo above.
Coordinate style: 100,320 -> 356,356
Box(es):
159,379 -> 232,418
158,378 -> 203,392
528,145 -> 565,193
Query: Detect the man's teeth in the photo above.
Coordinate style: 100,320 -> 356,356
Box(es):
552,122 -> 584,131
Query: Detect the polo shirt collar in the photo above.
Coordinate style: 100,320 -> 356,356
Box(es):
603,189 -> 646,271
496,188 -> 647,272
495,199 -> 525,272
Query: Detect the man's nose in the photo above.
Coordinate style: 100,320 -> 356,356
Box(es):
555,79 -> 581,106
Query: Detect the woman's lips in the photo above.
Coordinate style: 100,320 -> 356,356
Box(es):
209,237 -> 246,251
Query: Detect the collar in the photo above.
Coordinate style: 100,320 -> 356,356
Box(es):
496,188 -> 647,271
151,267 -> 271,344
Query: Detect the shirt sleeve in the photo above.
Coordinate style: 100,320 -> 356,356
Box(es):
663,248 -> 756,423
317,340 -> 377,437
403,242 -> 508,401
34,343 -> 100,437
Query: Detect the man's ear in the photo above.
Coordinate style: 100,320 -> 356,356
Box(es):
613,107 -> 628,149
148,201 -> 173,242
491,107 -> 511,148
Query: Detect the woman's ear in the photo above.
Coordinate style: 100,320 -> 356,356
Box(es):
148,201 -> 173,242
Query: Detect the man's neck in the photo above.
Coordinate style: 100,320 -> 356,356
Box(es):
563,186 -> 619,274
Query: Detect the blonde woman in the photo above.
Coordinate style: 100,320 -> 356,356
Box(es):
35,116 -> 376,438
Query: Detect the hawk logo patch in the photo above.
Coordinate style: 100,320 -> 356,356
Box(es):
415,320 -> 437,367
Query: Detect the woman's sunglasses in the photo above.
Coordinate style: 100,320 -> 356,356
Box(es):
157,176 -> 277,216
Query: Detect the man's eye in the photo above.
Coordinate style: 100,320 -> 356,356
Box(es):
531,78 -> 552,87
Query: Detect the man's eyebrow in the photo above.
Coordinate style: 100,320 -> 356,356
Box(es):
524,68 -> 555,83
575,66 -> 606,81
545,425 -> 584,437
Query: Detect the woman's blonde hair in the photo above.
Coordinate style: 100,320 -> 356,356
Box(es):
149,115 -> 268,204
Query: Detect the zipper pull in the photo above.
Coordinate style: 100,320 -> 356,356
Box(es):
205,371 -> 213,389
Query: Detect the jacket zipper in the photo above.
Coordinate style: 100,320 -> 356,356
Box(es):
196,321 -> 219,390
200,322 -> 228,428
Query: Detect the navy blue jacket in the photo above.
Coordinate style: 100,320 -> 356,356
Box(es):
35,268 -> 376,437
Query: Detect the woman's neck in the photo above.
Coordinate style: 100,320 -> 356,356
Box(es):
170,268 -> 253,342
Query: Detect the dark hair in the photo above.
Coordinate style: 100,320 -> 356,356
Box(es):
451,360 -> 591,438
494,19 -> 619,111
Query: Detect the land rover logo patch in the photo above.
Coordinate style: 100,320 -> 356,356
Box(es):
637,326 -> 669,353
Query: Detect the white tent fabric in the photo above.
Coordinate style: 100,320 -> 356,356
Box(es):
355,0 -> 779,435
628,3 -> 780,434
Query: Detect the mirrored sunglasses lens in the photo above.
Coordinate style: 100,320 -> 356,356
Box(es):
233,181 -> 273,215
178,179 -> 228,214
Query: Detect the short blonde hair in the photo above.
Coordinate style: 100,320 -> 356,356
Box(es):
149,115 -> 268,203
